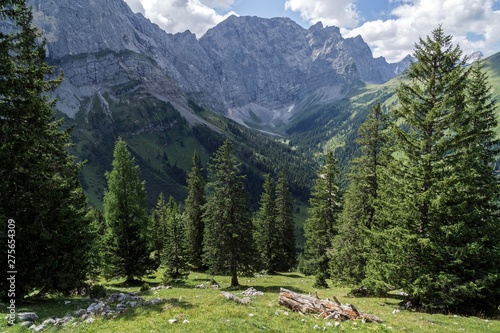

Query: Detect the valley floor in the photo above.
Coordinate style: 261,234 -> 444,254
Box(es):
1,272 -> 499,333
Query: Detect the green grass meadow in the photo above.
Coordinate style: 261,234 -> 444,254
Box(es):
2,272 -> 499,333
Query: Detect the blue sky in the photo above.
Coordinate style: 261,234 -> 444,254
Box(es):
124,0 -> 500,63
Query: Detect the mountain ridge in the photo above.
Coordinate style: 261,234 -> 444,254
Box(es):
29,0 -> 410,130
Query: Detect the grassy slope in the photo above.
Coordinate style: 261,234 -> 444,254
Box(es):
1,272 -> 498,332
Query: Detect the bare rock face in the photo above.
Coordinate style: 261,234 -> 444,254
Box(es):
27,0 -> 409,128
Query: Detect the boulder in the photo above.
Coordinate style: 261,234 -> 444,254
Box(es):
17,312 -> 39,322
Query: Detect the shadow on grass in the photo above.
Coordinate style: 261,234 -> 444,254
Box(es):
221,284 -> 307,294
105,280 -> 161,289
117,298 -> 196,321
274,272 -> 307,279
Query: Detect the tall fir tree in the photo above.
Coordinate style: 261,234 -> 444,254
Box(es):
184,150 -> 206,270
151,193 -> 168,264
0,1 -> 92,299
87,208 -> 106,281
329,103 -> 389,287
275,170 -> 296,271
202,139 -> 257,287
162,197 -> 190,284
103,138 -> 156,283
303,151 -> 342,288
432,60 -> 500,313
371,27 -> 500,314
254,174 -> 279,273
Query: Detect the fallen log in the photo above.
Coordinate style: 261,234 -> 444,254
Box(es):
278,288 -> 383,323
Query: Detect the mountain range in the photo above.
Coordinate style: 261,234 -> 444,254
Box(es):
25,0 -> 500,207
30,0 -> 410,128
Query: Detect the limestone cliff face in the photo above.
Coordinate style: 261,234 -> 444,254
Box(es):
28,0 -> 408,128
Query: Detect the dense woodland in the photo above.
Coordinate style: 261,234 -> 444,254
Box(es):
1,1 -> 500,317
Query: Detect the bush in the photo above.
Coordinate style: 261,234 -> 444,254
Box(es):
140,282 -> 150,293
89,284 -> 107,299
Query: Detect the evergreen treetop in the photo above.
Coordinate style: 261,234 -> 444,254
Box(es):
103,137 -> 156,283
329,103 -> 389,287
202,139 -> 257,287
254,174 -> 279,273
185,150 -> 206,270
303,151 -> 342,288
162,196 -> 190,284
275,170 -> 297,271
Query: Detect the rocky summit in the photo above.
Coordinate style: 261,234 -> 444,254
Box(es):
28,0 -> 409,130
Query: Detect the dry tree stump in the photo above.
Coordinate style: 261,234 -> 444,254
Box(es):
278,288 -> 383,323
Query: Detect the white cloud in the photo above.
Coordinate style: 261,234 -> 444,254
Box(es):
346,0 -> 500,62
123,0 -> 500,62
124,0 -> 236,37
284,0 -> 359,28
199,0 -> 234,8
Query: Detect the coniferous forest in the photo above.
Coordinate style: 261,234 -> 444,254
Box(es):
1,1 -> 500,329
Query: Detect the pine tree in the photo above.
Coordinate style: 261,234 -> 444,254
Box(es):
329,103 -> 389,287
162,197 -> 190,284
184,151 -> 206,270
87,208 -> 106,281
254,174 -> 279,273
303,151 -> 342,288
431,60 -> 500,313
151,193 -> 168,264
372,27 -> 500,314
0,1 -> 92,299
103,138 -> 156,284
275,170 -> 296,271
202,139 -> 257,287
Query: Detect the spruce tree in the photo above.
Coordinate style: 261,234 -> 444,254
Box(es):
184,151 -> 206,270
162,197 -> 190,284
372,27 -> 500,314
103,138 -> 156,283
254,174 -> 279,273
432,60 -> 500,313
329,103 -> 389,287
0,1 -> 92,299
275,170 -> 296,271
87,208 -> 106,281
202,139 -> 257,287
303,151 -> 342,288
151,193 -> 168,264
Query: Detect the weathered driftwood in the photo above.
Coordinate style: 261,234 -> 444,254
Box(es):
278,288 -> 383,323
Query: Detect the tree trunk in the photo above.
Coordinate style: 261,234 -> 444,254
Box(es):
230,260 -> 239,287
231,270 -> 239,287
278,288 -> 383,323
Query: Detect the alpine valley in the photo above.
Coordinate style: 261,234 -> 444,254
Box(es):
28,0 -> 500,207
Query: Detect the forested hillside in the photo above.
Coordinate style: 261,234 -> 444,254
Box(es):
67,94 -> 316,208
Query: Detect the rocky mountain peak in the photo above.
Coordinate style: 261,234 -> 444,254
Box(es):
30,0 -> 176,59
466,51 -> 484,64
26,0 -> 410,129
